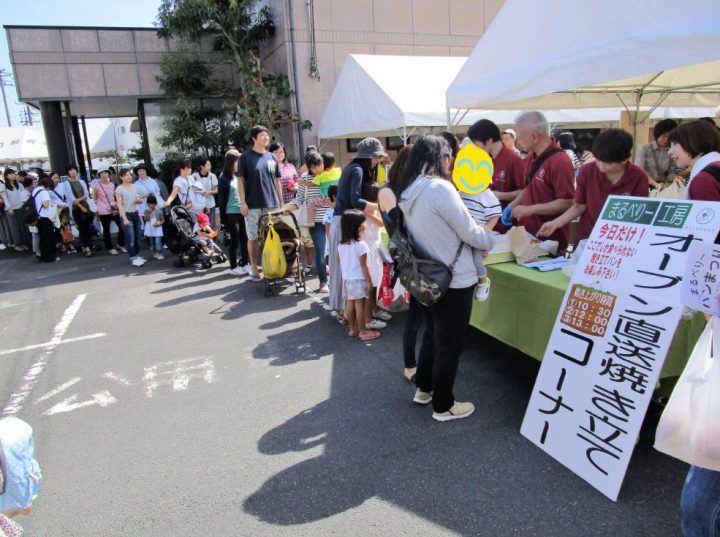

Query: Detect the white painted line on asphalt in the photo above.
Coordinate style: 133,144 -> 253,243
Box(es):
102,372 -> 133,386
42,390 -> 117,416
34,377 -> 82,404
0,332 -> 106,357
2,294 -> 87,416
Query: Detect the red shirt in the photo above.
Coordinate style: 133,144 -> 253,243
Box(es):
491,146 -> 525,233
575,161 -> 649,243
688,161 -> 720,202
519,143 -> 575,248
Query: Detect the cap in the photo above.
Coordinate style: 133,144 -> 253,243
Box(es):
502,129 -> 517,140
355,137 -> 388,159
197,213 -> 211,227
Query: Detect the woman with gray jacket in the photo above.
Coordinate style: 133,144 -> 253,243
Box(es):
396,135 -> 495,422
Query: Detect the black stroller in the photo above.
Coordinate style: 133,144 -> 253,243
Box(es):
169,206 -> 227,269
257,210 -> 306,296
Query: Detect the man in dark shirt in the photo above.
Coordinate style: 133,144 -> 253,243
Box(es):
239,125 -> 282,281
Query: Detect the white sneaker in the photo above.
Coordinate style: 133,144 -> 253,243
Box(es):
366,319 -> 387,330
131,257 -> 144,267
153,252 -> 164,260
432,401 -> 475,422
241,264 -> 251,274
475,278 -> 491,302
136,256 -> 147,265
0,243 -> 6,251
230,267 -> 244,276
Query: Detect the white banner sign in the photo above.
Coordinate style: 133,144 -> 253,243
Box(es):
681,242 -> 720,316
521,196 -> 720,501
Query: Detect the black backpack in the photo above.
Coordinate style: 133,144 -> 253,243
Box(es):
388,184 -> 464,307
21,191 -> 40,225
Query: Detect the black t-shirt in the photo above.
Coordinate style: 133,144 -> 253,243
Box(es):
239,150 -> 281,209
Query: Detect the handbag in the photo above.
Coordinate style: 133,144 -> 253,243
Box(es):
655,318 -> 720,470
388,182 -> 463,307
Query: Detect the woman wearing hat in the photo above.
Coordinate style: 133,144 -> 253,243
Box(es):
328,137 -> 386,315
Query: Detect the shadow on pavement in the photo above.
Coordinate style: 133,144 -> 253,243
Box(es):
243,327 -> 688,536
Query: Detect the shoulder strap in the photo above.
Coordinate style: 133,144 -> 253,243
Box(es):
703,165 -> 720,181
526,147 -> 563,185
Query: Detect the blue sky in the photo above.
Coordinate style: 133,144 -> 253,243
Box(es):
1,0 -> 161,126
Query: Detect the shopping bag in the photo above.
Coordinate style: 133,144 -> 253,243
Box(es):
261,221 -> 287,279
649,180 -> 685,199
654,318 -> 720,470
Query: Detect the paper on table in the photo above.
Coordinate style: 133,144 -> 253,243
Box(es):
522,257 -> 573,272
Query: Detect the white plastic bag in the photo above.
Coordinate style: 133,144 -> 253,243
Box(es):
655,318 -> 720,470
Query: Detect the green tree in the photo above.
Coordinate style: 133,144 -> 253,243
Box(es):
155,0 -> 309,157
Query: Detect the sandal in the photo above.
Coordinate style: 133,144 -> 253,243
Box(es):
359,330 -> 381,341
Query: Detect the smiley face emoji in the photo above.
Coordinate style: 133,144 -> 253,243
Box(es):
452,144 -> 494,194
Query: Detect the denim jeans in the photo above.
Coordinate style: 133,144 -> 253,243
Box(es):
150,236 -> 163,252
681,465 -> 720,536
415,285 -> 475,413
403,296 -> 424,369
309,222 -> 327,284
121,212 -> 142,257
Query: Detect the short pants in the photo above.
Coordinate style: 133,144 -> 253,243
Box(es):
245,207 -> 278,241
344,278 -> 368,300
299,226 -> 314,249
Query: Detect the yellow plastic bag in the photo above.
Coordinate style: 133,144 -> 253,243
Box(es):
262,221 -> 287,279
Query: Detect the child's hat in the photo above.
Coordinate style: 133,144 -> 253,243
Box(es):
197,213 -> 211,227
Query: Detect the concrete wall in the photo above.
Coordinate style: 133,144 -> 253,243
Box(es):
5,26 -> 228,118
261,0 -> 505,164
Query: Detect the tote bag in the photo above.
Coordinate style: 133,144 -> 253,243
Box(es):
655,318 -> 720,470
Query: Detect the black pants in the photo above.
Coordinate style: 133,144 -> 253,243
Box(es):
226,213 -> 249,269
403,297 -> 424,369
72,207 -> 92,249
99,213 -> 125,250
415,285 -> 475,413
37,217 -> 57,262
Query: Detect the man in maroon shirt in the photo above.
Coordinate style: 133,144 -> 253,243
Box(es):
467,119 -> 525,233
538,129 -> 649,245
506,111 -> 575,249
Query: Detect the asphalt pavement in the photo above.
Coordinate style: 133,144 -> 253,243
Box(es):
0,247 -> 689,536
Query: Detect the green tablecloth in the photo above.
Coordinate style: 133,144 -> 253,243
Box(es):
469,262 -> 706,378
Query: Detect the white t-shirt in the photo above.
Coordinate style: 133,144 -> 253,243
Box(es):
338,240 -> 369,281
33,188 -> 53,218
173,176 -> 206,214
459,189 -> 502,226
194,172 -> 218,209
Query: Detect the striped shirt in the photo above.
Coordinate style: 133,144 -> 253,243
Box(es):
459,189 -> 502,226
296,174 -> 330,223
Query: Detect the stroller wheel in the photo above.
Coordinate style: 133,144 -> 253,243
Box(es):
201,260 -> 212,269
218,254 -> 227,263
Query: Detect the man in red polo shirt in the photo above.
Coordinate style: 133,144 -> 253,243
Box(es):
506,111 -> 575,249
538,129 -> 649,244
467,119 -> 525,233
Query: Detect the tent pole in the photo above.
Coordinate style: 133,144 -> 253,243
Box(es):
446,108 -> 451,130
402,125 -> 408,146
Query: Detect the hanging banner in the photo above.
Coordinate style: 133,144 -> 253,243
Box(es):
521,196 -> 720,501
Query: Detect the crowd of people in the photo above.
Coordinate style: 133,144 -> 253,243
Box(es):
1,112 -> 719,533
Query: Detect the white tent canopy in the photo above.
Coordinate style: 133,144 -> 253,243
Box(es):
318,55 -> 641,140
446,0 -> 720,112
321,55 -> 716,142
0,126 -> 48,162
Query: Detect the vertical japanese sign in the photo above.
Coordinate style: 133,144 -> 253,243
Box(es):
521,196 -> 720,501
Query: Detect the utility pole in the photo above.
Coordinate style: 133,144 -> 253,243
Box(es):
0,69 -> 14,127
19,106 -> 39,126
